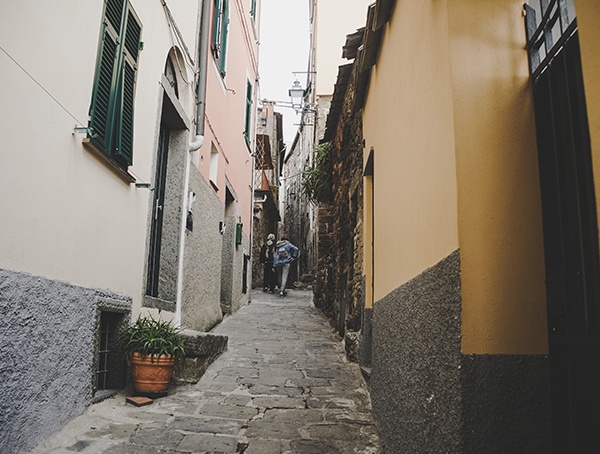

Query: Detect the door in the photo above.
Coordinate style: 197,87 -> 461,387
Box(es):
147,125 -> 169,297
526,2 -> 600,449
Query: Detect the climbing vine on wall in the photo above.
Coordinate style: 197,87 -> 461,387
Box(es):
302,142 -> 333,204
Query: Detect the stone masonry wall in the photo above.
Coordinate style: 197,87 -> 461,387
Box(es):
314,61 -> 364,361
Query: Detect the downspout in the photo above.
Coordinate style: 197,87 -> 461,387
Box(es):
189,0 -> 211,151
175,0 -> 211,327
249,2 -> 261,302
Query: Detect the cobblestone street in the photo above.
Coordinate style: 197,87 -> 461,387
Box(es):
29,289 -> 380,454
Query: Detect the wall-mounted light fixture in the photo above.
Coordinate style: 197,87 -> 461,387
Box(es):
288,79 -> 305,113
288,79 -> 316,115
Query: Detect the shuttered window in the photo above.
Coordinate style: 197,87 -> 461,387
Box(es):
250,0 -> 257,20
244,80 -> 253,144
88,0 -> 142,169
212,0 -> 229,77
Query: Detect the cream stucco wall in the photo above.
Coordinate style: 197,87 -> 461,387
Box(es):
0,1 -> 200,310
576,0 -> 600,245
363,0 -> 459,301
448,0 -> 547,355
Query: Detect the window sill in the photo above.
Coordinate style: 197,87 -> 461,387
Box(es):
210,179 -> 219,192
82,138 -> 136,184
142,295 -> 176,313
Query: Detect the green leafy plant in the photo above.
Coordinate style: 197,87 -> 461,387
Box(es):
118,316 -> 185,362
302,142 -> 333,204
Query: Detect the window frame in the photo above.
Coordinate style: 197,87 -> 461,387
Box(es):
212,0 -> 229,77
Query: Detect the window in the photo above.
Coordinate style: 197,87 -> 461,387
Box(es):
244,79 -> 253,144
164,57 -> 179,98
210,143 -> 219,187
212,0 -> 229,77
88,0 -> 142,170
250,0 -> 257,20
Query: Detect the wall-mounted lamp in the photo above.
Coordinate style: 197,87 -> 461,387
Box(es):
288,79 -> 305,113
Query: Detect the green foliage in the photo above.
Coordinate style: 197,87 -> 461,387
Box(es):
302,142 -> 333,203
118,316 -> 185,362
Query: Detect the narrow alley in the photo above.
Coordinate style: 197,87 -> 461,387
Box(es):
29,289 -> 380,454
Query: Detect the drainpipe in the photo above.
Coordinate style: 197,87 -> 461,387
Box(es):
175,0 -> 211,327
189,0 -> 211,151
248,1 -> 261,301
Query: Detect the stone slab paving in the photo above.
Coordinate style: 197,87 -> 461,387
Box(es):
28,289 -> 380,454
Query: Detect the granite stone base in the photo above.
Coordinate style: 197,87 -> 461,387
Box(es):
173,329 -> 228,384
371,251 -> 462,453
369,251 -> 550,453
461,354 -> 550,452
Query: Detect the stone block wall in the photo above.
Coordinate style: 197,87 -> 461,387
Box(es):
313,60 -> 365,360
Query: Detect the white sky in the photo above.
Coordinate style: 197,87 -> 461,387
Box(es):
257,0 -> 372,145
258,0 -> 310,146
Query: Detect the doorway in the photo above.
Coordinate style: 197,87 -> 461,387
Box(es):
147,124 -> 169,298
526,2 -> 600,450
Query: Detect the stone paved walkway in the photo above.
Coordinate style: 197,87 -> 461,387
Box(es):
29,289 -> 380,454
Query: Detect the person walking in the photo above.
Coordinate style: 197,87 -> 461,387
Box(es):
259,233 -> 277,293
272,235 -> 299,297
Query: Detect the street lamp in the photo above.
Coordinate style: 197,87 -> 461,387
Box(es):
288,79 -> 305,113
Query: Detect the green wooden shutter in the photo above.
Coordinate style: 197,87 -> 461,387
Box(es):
250,0 -> 256,20
212,0 -> 223,57
115,5 -> 141,166
219,0 -> 229,77
236,223 -> 243,245
244,80 -> 252,142
88,0 -> 141,168
89,0 -> 125,155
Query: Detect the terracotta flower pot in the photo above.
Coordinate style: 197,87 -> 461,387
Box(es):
130,352 -> 176,393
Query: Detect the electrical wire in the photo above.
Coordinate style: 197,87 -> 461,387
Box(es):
0,44 -> 88,127
160,0 -> 196,85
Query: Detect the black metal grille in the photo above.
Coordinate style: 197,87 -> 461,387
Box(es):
524,0 -> 577,78
96,312 -> 111,391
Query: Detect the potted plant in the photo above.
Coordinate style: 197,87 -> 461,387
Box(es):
118,316 -> 185,395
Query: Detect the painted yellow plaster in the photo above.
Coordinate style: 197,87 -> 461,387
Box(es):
576,0 -> 600,246
362,0 -> 549,355
447,0 -> 547,354
362,0 -> 460,302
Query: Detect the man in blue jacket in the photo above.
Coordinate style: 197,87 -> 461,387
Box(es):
272,236 -> 299,297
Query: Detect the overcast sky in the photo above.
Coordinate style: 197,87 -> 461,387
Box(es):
258,0 -> 310,145
257,0 -> 372,146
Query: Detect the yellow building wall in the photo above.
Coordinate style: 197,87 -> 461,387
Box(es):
363,0 -> 549,355
363,0 -> 460,302
447,0 -> 547,354
576,0 -> 600,243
